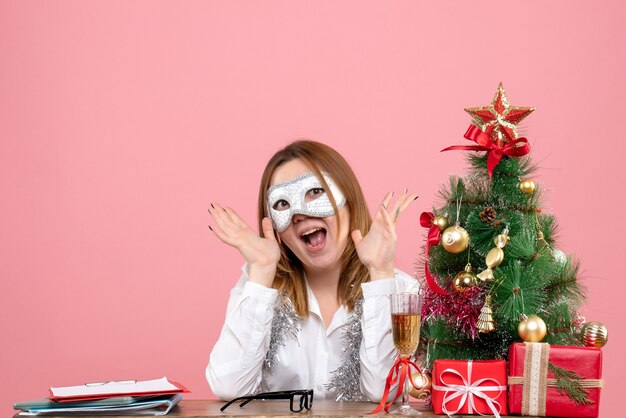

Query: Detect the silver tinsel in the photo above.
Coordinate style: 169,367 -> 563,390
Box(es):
325,298 -> 365,401
257,294 -> 365,401
257,293 -> 300,393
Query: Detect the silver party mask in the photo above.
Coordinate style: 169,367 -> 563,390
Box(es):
267,172 -> 346,232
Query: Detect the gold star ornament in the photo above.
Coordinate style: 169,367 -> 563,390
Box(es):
465,83 -> 535,146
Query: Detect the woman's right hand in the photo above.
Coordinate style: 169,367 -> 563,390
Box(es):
208,202 -> 280,287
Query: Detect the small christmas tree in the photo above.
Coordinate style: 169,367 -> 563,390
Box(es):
417,83 -> 587,367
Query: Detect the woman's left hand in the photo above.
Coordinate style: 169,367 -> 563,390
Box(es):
351,189 -> 418,281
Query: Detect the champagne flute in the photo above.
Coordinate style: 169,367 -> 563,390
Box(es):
389,292 -> 422,415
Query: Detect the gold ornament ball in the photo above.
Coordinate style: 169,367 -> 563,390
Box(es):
518,315 -> 547,342
454,265 -> 478,292
441,225 -> 469,253
519,178 -> 536,194
433,215 -> 449,232
409,371 -> 432,399
581,321 -> 608,348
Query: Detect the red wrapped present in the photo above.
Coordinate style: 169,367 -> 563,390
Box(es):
508,343 -> 603,417
432,359 -> 508,418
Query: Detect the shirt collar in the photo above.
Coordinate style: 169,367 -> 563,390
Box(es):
304,277 -> 348,335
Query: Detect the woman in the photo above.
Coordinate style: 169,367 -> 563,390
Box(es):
206,140 -> 419,402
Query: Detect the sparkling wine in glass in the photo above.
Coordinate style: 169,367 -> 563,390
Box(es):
390,293 -> 422,415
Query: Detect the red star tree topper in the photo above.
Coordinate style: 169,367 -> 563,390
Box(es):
465,83 -> 535,147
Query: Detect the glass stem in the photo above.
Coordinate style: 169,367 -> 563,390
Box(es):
403,378 -> 410,406
402,360 -> 410,406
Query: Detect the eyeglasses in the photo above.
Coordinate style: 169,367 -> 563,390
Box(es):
220,389 -> 314,413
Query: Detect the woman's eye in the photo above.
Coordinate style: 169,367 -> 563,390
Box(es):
273,200 -> 290,211
306,188 -> 325,201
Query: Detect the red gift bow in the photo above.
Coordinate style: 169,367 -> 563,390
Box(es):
370,357 -> 422,414
420,212 -> 447,295
432,360 -> 507,418
441,125 -> 531,178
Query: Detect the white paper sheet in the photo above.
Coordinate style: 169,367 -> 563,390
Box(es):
50,377 -> 179,398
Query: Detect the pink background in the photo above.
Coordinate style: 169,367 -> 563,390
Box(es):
1,1 -> 624,416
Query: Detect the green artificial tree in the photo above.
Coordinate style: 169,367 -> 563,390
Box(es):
417,84 -> 587,370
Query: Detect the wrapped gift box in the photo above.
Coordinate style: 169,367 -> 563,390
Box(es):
508,342 -> 603,417
432,359 -> 507,417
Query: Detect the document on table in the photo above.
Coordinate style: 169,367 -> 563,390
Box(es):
18,393 -> 183,416
49,377 -> 188,401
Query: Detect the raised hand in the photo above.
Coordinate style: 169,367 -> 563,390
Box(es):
351,189 -> 418,281
208,202 -> 280,287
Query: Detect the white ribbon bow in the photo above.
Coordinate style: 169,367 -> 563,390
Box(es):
432,360 -> 507,418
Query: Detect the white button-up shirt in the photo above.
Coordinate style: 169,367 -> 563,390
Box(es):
207,265 -> 419,401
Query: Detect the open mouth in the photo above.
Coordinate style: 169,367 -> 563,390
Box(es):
300,227 -> 327,250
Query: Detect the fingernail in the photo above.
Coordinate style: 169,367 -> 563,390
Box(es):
414,195 -> 419,201
405,188 -> 408,194
211,203 -> 215,209
208,225 -> 213,231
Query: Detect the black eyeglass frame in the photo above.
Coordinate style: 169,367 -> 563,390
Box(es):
220,389 -> 314,413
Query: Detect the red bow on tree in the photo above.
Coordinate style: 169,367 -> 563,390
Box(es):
420,212 -> 447,295
442,125 -> 531,178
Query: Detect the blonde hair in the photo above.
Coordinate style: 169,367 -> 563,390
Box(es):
257,140 -> 372,318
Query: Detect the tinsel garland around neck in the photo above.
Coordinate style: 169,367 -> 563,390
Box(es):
257,294 -> 365,401
325,298 -> 365,401
257,293 -> 300,393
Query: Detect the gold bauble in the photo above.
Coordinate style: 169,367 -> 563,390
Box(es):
518,315 -> 547,342
453,264 -> 478,292
433,215 -> 449,232
485,247 -> 505,269
409,371 -> 432,399
581,321 -> 608,348
494,233 -> 510,249
441,225 -> 469,253
519,178 -> 536,194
